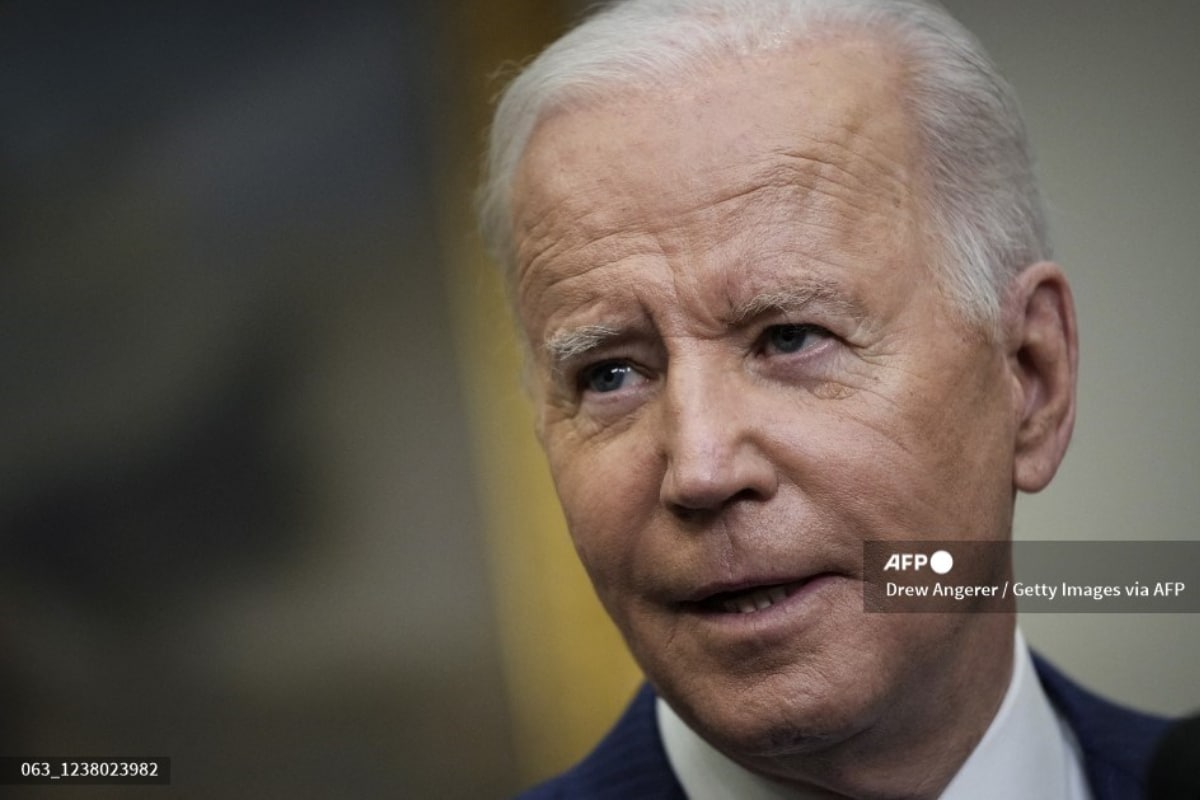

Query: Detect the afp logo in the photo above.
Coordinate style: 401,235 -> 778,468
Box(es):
883,549 -> 954,575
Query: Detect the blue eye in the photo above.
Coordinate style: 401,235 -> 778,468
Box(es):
765,324 -> 822,354
581,362 -> 636,393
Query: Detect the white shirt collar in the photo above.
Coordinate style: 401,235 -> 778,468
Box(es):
657,630 -> 1092,799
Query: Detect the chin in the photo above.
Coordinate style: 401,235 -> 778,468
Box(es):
661,661 -> 883,761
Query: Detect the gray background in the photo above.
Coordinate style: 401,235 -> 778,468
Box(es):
941,0 -> 1200,715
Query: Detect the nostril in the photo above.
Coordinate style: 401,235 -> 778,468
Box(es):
729,487 -> 759,504
667,487 -> 763,522
668,504 -> 709,523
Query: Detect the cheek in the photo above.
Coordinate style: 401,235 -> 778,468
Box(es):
762,375 -> 1010,538
546,431 -> 663,594
911,358 -> 1017,516
811,367 -> 1013,536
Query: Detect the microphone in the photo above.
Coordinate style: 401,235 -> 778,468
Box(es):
1149,712 -> 1200,799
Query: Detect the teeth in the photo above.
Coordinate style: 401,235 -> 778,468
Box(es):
722,584 -> 791,614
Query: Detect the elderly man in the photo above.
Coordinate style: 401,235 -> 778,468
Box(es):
479,0 -> 1167,797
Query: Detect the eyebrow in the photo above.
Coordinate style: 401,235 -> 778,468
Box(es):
544,324 -> 622,371
542,280 -> 867,372
725,281 -> 867,326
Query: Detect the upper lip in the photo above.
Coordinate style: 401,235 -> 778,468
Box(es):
681,573 -> 819,605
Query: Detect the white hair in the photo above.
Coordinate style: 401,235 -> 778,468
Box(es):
478,0 -> 1050,331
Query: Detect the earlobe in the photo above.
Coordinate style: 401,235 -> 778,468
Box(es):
1006,262 -> 1079,493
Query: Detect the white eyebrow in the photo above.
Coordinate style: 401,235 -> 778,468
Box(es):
726,282 -> 865,326
540,282 -> 864,372
544,324 -> 621,370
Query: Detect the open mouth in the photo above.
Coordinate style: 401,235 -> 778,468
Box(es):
697,579 -> 810,614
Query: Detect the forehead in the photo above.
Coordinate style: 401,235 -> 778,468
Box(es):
511,36 -> 923,332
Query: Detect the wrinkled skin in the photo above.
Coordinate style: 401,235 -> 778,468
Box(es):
510,37 -> 1077,798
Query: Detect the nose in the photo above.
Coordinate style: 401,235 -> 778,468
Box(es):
658,361 -> 778,517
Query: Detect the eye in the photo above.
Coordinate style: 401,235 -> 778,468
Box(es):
579,361 -> 641,394
762,323 -> 829,355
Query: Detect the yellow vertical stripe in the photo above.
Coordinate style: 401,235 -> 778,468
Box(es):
434,0 -> 642,785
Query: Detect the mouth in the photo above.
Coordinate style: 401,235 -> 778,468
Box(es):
692,578 -> 814,615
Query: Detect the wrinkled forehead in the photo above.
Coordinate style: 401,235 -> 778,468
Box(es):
509,36 -> 924,309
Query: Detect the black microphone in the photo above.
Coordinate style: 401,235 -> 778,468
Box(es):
1149,712 -> 1200,799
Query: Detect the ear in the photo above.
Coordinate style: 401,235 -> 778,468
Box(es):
1005,262 -> 1079,493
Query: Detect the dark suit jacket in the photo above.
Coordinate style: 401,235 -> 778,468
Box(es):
517,654 -> 1168,799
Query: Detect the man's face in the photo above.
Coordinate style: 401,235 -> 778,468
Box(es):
511,40 -> 1020,765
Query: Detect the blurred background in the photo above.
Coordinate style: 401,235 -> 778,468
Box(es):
1,0 -> 1197,797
